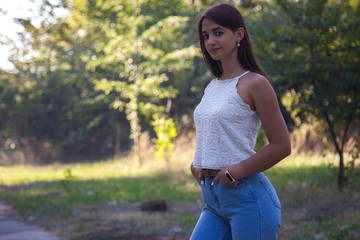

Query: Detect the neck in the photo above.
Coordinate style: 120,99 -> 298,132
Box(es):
219,57 -> 246,80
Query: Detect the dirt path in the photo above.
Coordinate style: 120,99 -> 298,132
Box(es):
49,201 -> 204,240
0,202 -> 62,240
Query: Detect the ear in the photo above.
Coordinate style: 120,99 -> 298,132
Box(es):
236,27 -> 245,42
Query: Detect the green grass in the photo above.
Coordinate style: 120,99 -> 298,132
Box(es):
0,158 -> 201,215
0,152 -> 359,239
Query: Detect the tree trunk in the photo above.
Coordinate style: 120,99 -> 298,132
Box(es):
323,111 -> 350,190
133,73 -> 142,166
134,132 -> 141,166
114,124 -> 121,157
338,151 -> 345,190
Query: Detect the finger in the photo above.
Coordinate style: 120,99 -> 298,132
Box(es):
191,164 -> 197,177
198,171 -> 205,185
211,175 -> 219,186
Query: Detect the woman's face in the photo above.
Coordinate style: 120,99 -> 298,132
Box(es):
201,18 -> 241,61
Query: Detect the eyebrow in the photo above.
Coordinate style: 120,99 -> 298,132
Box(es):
201,27 -> 224,34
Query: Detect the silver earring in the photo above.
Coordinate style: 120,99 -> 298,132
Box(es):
237,41 -> 241,47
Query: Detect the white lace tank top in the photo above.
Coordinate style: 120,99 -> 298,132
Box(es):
193,71 -> 261,169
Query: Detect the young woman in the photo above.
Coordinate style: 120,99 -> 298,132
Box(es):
190,3 -> 291,240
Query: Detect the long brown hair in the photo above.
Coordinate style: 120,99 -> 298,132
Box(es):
197,3 -> 268,79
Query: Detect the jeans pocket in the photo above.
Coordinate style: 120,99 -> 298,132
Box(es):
260,179 -> 281,209
199,182 -> 210,205
218,177 -> 247,190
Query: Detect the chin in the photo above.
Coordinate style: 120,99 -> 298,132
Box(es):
209,55 -> 221,61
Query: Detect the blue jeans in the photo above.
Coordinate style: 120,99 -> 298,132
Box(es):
190,172 -> 281,240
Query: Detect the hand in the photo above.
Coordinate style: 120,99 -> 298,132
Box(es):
212,169 -> 238,188
190,163 -> 205,185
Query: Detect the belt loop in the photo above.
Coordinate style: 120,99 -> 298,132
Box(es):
202,169 -> 220,178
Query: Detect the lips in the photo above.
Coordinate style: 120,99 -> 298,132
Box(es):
209,47 -> 221,54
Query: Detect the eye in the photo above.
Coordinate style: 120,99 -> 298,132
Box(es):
202,34 -> 209,40
215,31 -> 223,36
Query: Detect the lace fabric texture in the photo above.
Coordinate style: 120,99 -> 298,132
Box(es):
193,72 -> 261,169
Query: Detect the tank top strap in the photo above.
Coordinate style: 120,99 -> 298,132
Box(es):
230,70 -> 250,88
238,70 -> 250,79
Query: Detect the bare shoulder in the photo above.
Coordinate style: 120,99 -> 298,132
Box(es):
245,72 -> 274,97
242,72 -> 277,111
237,72 -> 269,88
246,72 -> 272,89
237,72 -> 273,111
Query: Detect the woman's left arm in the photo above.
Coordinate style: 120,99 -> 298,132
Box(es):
213,75 -> 291,185
231,75 -> 291,180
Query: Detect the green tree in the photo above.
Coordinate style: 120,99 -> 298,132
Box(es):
2,0 -> 270,164
0,0 -> 128,162
266,0 -> 360,189
88,0 -> 201,164
151,115 -> 177,162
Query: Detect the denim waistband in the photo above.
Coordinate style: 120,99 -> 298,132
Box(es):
242,172 -> 266,184
206,170 -> 266,184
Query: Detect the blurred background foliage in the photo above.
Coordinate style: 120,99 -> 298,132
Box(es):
0,0 -> 359,188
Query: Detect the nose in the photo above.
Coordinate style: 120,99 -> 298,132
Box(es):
207,35 -> 216,45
